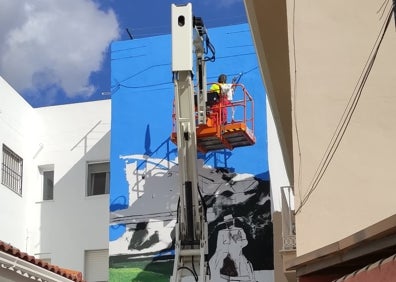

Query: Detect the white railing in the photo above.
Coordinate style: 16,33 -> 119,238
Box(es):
281,186 -> 296,251
283,234 -> 296,250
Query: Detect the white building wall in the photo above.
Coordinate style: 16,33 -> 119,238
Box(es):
266,96 -> 291,212
31,100 -> 111,273
0,76 -> 41,251
0,76 -> 110,276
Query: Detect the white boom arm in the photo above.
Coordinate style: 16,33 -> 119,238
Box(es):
170,3 -> 209,282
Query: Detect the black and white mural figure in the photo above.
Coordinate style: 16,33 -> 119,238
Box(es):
209,214 -> 255,281
204,168 -> 273,281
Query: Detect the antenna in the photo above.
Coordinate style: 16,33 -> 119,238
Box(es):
126,28 -> 133,40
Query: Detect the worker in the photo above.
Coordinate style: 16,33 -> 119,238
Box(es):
210,74 -> 233,124
210,74 -> 227,94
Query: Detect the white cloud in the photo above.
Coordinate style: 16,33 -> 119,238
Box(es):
0,0 -> 120,98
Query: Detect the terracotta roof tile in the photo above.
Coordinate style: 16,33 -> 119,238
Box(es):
0,240 -> 85,282
333,253 -> 396,282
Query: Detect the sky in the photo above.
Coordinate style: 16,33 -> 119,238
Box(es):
0,0 -> 248,107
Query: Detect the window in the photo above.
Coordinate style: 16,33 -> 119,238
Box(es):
42,170 -> 54,200
1,144 -> 23,195
87,162 -> 110,196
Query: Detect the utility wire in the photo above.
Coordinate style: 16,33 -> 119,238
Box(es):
394,0 -> 396,27
291,0 -> 304,207
124,14 -> 247,39
112,64 -> 259,94
377,0 -> 390,19
295,5 -> 394,214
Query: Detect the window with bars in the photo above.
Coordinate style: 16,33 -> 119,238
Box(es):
1,144 -> 23,196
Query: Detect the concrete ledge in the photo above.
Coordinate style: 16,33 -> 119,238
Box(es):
286,214 -> 396,276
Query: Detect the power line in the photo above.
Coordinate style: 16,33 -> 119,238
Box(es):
291,0 -> 304,208
123,14 -> 247,39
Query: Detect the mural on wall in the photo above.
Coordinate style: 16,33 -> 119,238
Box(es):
110,24 -> 273,281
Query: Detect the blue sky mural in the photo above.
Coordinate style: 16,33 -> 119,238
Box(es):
109,23 -> 273,281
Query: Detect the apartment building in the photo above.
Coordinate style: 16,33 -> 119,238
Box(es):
0,76 -> 110,281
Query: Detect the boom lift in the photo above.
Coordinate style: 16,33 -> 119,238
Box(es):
170,3 -> 209,281
170,3 -> 256,281
170,11 -> 255,153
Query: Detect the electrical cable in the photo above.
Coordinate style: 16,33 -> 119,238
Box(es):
291,0 -> 304,208
176,197 -> 180,223
215,52 -> 256,60
177,266 -> 198,281
378,0 -> 390,20
393,0 -> 396,27
123,14 -> 247,39
191,256 -> 197,281
197,185 -> 207,221
117,81 -> 172,89
295,5 -> 394,214
204,33 -> 216,62
112,64 -> 258,94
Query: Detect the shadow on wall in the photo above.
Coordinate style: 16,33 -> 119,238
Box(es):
38,130 -> 111,271
109,136 -> 237,215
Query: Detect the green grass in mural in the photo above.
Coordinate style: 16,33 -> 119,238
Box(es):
109,268 -> 168,282
109,260 -> 173,282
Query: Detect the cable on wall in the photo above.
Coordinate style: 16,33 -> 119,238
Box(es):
295,3 -> 394,214
291,0 -> 304,207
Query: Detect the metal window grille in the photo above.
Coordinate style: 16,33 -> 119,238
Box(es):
1,145 -> 23,195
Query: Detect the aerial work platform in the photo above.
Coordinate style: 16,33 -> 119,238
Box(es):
171,83 -> 256,153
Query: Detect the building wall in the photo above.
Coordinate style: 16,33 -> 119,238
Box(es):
32,100 -> 111,272
266,96 -> 292,212
0,76 -> 40,251
110,24 -> 275,281
267,96 -> 295,282
0,76 -> 110,277
244,0 -> 294,186
245,1 -> 295,279
285,0 -> 396,255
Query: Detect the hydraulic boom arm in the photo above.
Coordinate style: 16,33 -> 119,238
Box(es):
170,3 -> 211,282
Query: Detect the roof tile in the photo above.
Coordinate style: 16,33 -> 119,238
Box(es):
0,240 -> 85,282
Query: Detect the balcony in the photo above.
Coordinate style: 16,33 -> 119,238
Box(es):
280,186 -> 296,281
281,186 -> 295,250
